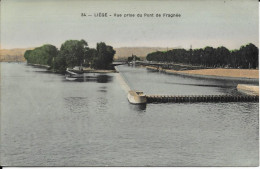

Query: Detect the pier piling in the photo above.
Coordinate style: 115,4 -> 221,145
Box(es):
146,94 -> 258,103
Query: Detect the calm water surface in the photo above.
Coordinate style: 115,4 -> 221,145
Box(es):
0,63 -> 258,166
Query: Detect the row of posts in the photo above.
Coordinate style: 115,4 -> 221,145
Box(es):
146,95 -> 259,103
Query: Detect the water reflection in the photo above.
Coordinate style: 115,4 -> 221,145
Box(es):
1,63 -> 259,166
64,97 -> 88,113
98,89 -> 107,93
129,103 -> 147,111
97,75 -> 112,83
63,74 -> 113,83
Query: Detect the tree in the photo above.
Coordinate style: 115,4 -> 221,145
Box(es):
215,46 -> 230,67
238,43 -> 258,68
24,44 -> 58,66
84,48 -> 97,67
145,43 -> 258,69
52,51 -> 67,73
92,42 -> 115,69
24,50 -> 32,62
59,39 -> 89,68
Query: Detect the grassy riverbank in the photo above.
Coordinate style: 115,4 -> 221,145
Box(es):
167,68 -> 259,79
146,66 -> 259,80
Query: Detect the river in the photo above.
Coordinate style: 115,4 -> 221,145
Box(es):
0,62 -> 258,166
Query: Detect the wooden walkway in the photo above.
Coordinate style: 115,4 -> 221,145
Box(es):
146,95 -> 259,103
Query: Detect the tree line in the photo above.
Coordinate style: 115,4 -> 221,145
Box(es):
146,43 -> 258,69
24,39 -> 116,73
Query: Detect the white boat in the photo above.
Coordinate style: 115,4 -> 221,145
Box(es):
65,69 -> 100,82
65,76 -> 78,81
66,68 -> 83,77
128,90 -> 147,104
65,68 -> 84,81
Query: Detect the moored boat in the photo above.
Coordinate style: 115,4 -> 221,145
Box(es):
65,76 -> 78,81
66,68 -> 83,77
65,69 -> 102,82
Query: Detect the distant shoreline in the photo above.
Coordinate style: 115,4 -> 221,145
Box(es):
27,63 -> 50,68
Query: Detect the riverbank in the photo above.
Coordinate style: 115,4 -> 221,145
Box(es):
237,84 -> 259,96
27,63 -> 50,69
68,67 -> 117,74
171,68 -> 259,79
82,67 -> 117,73
146,66 -> 259,83
27,63 -> 117,73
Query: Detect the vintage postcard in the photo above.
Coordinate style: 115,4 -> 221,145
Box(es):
0,0 -> 259,167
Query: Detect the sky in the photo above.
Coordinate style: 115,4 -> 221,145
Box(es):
0,0 -> 259,49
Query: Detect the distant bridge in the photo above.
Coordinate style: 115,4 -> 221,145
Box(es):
112,61 -> 127,66
113,61 -> 175,67
135,61 -> 206,71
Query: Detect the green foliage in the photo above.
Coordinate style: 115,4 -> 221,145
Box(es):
24,44 -> 58,66
146,43 -> 259,69
91,42 -> 115,69
84,48 -> 97,67
24,40 -> 116,73
52,51 -> 67,73
59,39 -> 88,68
238,43 -> 259,68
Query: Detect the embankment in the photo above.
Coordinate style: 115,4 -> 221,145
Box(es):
146,66 -> 259,83
27,63 -> 50,69
114,66 -> 131,93
237,84 -> 259,96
